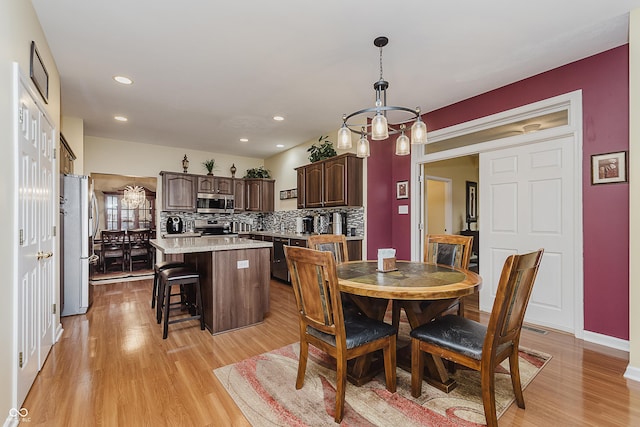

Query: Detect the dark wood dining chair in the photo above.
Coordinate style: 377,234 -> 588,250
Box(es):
284,245 -> 397,423
393,234 -> 474,330
307,234 -> 349,264
410,249 -> 544,427
101,230 -> 126,273
127,228 -> 151,271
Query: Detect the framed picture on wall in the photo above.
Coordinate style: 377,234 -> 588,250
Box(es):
396,181 -> 409,199
466,181 -> 478,223
30,41 -> 49,103
591,151 -> 627,185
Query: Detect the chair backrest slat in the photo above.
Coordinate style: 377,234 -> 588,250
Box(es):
307,234 -> 349,264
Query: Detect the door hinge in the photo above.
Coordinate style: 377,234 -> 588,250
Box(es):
19,352 -> 23,368
19,229 -> 24,246
53,148 -> 56,160
419,175 -> 424,183
53,226 -> 56,237
52,303 -> 56,314
19,107 -> 24,124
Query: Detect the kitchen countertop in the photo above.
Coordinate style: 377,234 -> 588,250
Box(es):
150,236 -> 272,254
249,231 -> 363,241
161,232 -> 202,238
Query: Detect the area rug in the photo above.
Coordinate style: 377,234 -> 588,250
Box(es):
214,342 -> 550,426
89,268 -> 154,284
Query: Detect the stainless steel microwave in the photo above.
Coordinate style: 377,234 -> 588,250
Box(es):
196,193 -> 234,214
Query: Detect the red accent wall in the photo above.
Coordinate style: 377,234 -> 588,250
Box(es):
367,46 -> 630,340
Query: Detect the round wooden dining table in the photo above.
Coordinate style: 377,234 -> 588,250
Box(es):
336,260 -> 482,392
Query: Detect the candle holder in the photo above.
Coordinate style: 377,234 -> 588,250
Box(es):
182,155 -> 189,173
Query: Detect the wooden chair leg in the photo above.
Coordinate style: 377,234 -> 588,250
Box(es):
296,340 -> 308,389
391,300 -> 401,333
383,335 -> 397,393
335,356 -> 347,423
162,281 -> 171,339
480,367 -> 498,427
411,338 -> 424,398
509,350 -> 525,408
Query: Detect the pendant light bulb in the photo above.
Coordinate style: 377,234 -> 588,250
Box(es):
337,120 -> 352,149
411,109 -> 427,144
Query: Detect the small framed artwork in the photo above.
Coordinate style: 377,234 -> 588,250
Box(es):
30,41 -> 49,103
591,151 -> 627,185
279,190 -> 286,200
466,181 -> 478,223
280,189 -> 298,200
396,181 -> 409,199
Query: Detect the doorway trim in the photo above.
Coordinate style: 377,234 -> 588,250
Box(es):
410,90 -> 584,338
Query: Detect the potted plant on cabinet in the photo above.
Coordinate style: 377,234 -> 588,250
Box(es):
244,166 -> 271,179
307,135 -> 337,162
203,159 -> 216,175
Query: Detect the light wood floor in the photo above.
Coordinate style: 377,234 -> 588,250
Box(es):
23,279 -> 640,426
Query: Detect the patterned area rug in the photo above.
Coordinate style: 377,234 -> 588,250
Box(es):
214,342 -> 550,426
90,268 -> 153,284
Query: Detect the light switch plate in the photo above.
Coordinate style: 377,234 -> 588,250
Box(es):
398,205 -> 409,214
237,260 -> 249,269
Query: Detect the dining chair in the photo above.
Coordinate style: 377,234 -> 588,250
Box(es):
307,234 -> 349,264
127,228 -> 151,271
101,230 -> 126,273
284,245 -> 397,423
392,234 -> 474,330
410,248 -> 544,427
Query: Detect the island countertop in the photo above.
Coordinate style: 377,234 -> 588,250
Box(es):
150,236 -> 273,254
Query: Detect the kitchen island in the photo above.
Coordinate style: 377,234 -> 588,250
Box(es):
150,236 -> 273,334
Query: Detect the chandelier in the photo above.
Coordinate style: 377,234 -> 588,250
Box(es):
123,185 -> 146,208
337,36 -> 428,157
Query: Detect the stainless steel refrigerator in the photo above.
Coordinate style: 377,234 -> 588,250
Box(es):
61,174 -> 98,316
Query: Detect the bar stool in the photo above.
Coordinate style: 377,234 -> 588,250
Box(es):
159,267 -> 205,339
152,261 -> 186,321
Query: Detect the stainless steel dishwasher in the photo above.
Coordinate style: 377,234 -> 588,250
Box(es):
272,237 -> 290,282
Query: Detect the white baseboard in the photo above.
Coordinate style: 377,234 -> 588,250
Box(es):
54,323 -> 64,343
582,330 -> 629,352
624,365 -> 640,383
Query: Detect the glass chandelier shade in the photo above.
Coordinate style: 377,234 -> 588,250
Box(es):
337,121 -> 352,149
123,185 -> 146,208
395,126 -> 410,156
337,36 -> 427,158
356,130 -> 370,158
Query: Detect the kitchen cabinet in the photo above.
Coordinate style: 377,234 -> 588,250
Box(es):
245,179 -> 275,212
197,176 -> 233,195
161,171 -> 197,211
233,179 -> 245,211
60,134 -> 75,174
295,153 -> 362,208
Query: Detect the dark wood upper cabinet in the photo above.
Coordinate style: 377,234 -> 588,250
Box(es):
295,153 -> 363,208
161,171 -> 197,211
234,179 -> 245,211
197,176 -> 233,194
60,134 -> 75,175
245,178 -> 275,212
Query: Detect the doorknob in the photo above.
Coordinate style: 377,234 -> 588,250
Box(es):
36,251 -> 53,260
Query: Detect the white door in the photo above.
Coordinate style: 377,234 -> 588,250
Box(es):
38,111 -> 55,364
479,135 -> 576,332
17,84 -> 41,405
16,67 -> 56,407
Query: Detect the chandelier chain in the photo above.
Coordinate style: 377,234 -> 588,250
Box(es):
379,44 -> 384,81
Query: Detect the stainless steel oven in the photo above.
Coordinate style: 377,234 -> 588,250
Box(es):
196,193 -> 234,214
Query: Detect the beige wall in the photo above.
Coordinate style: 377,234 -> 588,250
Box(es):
628,9 -> 639,378
424,155 -> 479,233
1,0 -> 61,414
84,135 -> 264,178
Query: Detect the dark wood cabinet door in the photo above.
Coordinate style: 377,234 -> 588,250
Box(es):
296,168 -> 306,208
347,240 -> 362,261
245,179 -> 274,212
234,179 -> 245,211
162,172 -> 197,211
197,176 -> 215,193
323,156 -> 347,206
304,163 -> 324,208
215,177 -> 233,195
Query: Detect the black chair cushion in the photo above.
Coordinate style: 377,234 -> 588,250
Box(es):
410,315 -> 490,360
307,314 -> 396,350
155,260 -> 186,272
160,267 -> 199,281
436,243 -> 458,266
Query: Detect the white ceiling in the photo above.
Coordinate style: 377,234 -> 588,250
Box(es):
31,1 -> 640,159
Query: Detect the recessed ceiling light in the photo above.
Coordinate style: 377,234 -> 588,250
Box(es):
240,138 -> 249,142
273,115 -> 284,121
114,116 -> 128,122
113,75 -> 133,85
276,144 -> 284,148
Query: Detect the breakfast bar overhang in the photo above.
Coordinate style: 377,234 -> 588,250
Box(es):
150,236 -> 273,334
